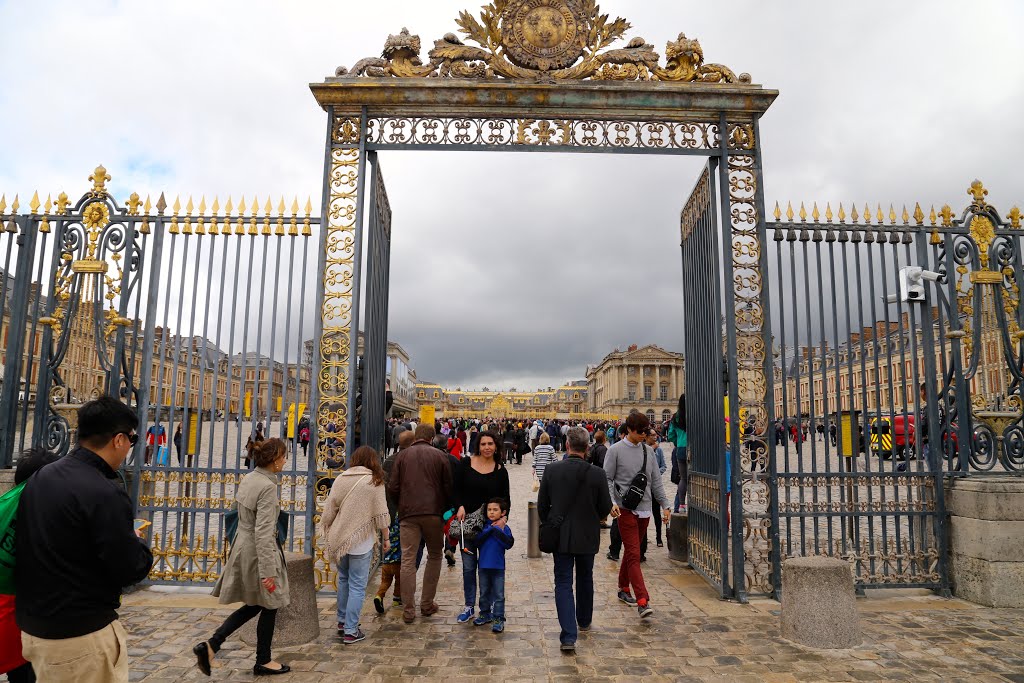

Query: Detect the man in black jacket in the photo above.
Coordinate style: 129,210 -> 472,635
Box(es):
538,426 -> 612,653
16,396 -> 153,683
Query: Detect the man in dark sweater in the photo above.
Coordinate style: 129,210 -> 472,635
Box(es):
538,426 -> 612,653
16,396 -> 153,682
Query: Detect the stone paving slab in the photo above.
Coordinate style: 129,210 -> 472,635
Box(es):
113,454 -> 1024,682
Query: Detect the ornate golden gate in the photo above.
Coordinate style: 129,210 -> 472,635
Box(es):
309,0 -> 777,599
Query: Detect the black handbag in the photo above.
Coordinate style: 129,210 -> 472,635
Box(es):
224,507 -> 290,549
539,465 -> 588,554
618,444 -> 649,511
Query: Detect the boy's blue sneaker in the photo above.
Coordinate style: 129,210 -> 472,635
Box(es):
472,613 -> 493,626
457,606 -> 475,623
491,618 -> 505,633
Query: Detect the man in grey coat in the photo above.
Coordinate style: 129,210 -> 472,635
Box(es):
603,412 -> 671,619
538,427 -> 612,653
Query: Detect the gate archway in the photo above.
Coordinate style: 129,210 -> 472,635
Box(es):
309,1 -> 777,600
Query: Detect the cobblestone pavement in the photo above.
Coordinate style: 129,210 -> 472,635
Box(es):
117,451 -> 1024,683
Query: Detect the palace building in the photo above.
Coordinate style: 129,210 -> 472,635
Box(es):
416,343 -> 687,422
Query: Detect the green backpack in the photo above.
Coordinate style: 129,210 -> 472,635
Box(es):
0,482 -> 26,595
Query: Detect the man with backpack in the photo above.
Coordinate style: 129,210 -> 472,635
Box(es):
603,412 -> 671,619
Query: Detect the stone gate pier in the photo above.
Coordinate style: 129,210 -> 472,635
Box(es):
946,476 -> 1024,607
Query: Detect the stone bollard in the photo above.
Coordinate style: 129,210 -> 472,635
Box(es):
667,512 -> 689,563
781,556 -> 861,649
241,552 -> 319,647
527,502 -> 541,558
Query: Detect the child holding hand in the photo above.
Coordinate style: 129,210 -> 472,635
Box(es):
473,498 -> 514,633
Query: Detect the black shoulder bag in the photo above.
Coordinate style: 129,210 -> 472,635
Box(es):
539,465 -> 588,554
618,444 -> 649,511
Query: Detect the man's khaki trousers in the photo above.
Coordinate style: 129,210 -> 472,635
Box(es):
21,620 -> 128,683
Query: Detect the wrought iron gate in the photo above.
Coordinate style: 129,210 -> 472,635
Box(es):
0,168 -> 327,585
766,183 -> 1024,594
680,162 -> 736,597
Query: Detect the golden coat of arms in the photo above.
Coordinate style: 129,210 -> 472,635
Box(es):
501,0 -> 586,72
336,0 -> 750,84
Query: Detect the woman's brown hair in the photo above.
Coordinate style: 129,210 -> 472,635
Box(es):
254,438 -> 287,468
349,445 -> 385,486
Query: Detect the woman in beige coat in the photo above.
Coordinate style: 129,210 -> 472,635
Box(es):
322,446 -> 391,644
193,438 -> 291,677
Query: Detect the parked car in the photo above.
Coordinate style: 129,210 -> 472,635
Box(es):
870,415 -> 916,460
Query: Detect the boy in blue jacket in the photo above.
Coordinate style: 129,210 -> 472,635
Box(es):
473,497 -> 514,633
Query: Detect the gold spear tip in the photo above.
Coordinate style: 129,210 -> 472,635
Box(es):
773,201 -> 781,221
929,205 -> 937,226
44,194 -> 53,212
304,197 -> 313,216
211,196 -> 220,214
0,195 -> 6,214
812,202 -> 820,222
863,203 -> 871,224
291,197 -> 300,216
251,196 -> 259,214
786,201 -> 794,221
913,202 -> 924,226
799,202 -> 807,221
172,195 -> 181,213
851,204 -> 859,222
156,192 -> 167,214
11,195 -> 19,213
30,191 -> 40,213
186,196 -> 195,215
144,195 -> 152,213
901,205 -> 910,225
225,197 -> 234,215
263,197 -> 273,214
277,197 -> 286,215
838,203 -> 846,223
198,196 -> 207,215
825,202 -> 834,223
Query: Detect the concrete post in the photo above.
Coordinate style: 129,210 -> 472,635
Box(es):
527,501 -> 541,558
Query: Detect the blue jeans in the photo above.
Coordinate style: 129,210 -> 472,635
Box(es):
460,548 -> 483,610
553,552 -> 595,646
336,547 -> 374,635
478,568 -> 505,620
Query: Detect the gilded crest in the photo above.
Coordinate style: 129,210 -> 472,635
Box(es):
502,0 -> 586,71
336,0 -> 749,83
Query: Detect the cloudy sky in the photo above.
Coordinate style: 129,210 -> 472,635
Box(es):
2,1 -> 1023,392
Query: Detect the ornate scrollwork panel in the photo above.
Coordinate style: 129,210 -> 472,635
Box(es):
352,115 -> 722,151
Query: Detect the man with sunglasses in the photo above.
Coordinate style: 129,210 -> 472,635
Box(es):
16,396 -> 153,683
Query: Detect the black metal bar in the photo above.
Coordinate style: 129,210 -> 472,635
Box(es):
0,217 -> 38,467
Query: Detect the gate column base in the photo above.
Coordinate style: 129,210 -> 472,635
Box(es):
780,557 -> 861,649
0,469 -> 14,496
241,553 -> 319,647
946,476 -> 1024,608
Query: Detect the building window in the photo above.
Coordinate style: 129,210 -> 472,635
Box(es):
418,390 -> 425,398
659,385 -> 668,401
662,409 -> 671,422
643,367 -> 653,376
643,385 -> 652,401
646,409 -> 656,423
573,392 -> 579,400
433,391 -> 439,398
628,366 -> 637,375
628,385 -> 637,402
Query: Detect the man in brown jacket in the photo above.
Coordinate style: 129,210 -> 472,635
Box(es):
386,424 -> 454,623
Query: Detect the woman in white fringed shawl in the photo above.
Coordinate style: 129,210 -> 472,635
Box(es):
321,445 -> 391,644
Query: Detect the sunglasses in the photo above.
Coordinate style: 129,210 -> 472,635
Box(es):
119,431 -> 139,446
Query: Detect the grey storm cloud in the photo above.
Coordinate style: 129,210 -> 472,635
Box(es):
1,1 -> 1022,390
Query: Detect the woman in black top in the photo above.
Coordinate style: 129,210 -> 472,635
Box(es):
452,431 -> 511,624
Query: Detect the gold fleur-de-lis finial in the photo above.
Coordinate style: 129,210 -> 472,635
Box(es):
1009,206 -> 1022,229
969,179 -> 989,208
89,164 -> 112,196
939,204 -> 954,227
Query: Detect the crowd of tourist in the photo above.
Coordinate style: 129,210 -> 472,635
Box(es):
0,394 -> 689,680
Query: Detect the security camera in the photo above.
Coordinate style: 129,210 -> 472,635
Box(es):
897,266 -> 940,303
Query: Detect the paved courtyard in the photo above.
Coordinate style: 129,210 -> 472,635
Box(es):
116,451 -> 1024,683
